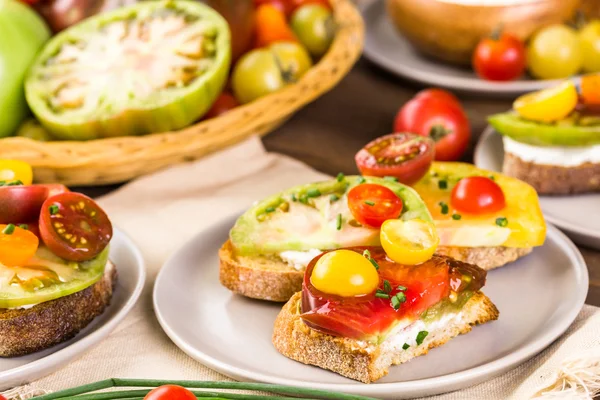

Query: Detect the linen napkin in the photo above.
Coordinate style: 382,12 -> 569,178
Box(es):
5,137 -> 600,400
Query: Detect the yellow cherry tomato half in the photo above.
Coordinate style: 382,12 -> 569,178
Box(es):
310,249 -> 379,297
0,160 -> 33,185
513,81 -> 578,123
380,219 -> 439,265
0,224 -> 39,266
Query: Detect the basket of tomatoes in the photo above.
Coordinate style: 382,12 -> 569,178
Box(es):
0,0 -> 364,185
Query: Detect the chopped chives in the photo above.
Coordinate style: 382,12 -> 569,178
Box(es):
369,258 -> 380,270
496,217 -> 508,227
391,295 -> 401,310
375,292 -> 390,299
2,224 -> 15,235
402,343 -> 410,350
384,176 -> 398,182
383,280 -> 391,293
395,292 -> 406,303
452,213 -> 462,220
438,180 -> 448,189
291,193 -> 297,202
439,201 -> 449,215
416,330 -> 429,345
397,285 -> 407,291
18,224 -> 28,230
336,172 -> 345,182
306,188 -> 321,198
7,180 -> 23,186
356,176 -> 366,184
489,175 -> 496,181
330,194 -> 339,202
336,213 -> 342,230
49,204 -> 59,215
364,200 -> 375,206
362,249 -> 371,259
265,206 -> 276,213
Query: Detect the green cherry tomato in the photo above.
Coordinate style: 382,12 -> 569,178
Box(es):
16,119 -> 54,141
527,25 -> 582,79
0,0 -> 50,138
232,41 -> 312,104
291,4 -> 335,58
580,21 -> 600,73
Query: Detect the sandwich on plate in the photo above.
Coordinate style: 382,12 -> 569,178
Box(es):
272,218 -> 498,383
0,162 -> 114,357
412,162 -> 546,270
219,175 -> 432,301
489,75 -> 600,195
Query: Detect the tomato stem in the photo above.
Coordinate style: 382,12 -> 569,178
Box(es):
490,24 -> 503,41
429,124 -> 452,142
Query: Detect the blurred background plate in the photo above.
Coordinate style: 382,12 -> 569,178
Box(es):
475,126 -> 600,250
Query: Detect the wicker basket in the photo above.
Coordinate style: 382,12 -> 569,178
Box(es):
0,0 -> 364,186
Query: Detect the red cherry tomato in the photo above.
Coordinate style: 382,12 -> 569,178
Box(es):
355,133 -> 435,185
472,32 -> 526,81
394,97 -> 471,162
0,186 -> 49,224
253,0 -> 294,16
414,88 -> 461,109
204,92 -> 240,119
39,192 -> 113,262
144,385 -> 196,400
347,183 -> 403,228
36,183 -> 70,197
451,176 -> 506,214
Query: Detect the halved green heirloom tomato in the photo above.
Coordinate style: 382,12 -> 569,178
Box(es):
25,1 -> 231,140
40,192 -> 112,262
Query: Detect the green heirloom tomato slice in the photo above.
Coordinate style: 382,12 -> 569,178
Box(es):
230,176 -> 432,255
25,0 -> 231,140
0,246 -> 109,309
489,112 -> 600,147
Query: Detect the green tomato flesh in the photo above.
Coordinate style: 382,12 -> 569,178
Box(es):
527,25 -> 582,79
0,0 -> 50,138
580,21 -> 600,73
291,4 -> 335,58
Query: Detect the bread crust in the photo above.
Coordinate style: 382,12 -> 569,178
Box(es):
503,152 -> 600,195
0,261 -> 117,357
273,291 -> 499,383
436,246 -> 532,271
219,240 -> 302,302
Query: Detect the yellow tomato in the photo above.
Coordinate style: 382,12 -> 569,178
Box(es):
0,224 -> 39,267
380,219 -> 439,265
513,81 -> 578,123
310,249 -> 379,297
0,160 -> 33,185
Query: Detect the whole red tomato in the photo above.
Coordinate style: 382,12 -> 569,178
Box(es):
472,32 -> 526,81
394,96 -> 471,161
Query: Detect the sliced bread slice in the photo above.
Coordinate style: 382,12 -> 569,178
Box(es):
272,291 -> 499,383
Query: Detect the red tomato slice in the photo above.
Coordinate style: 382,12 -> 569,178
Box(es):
347,183 -> 403,228
451,176 -> 506,214
39,193 -> 113,262
0,186 -> 49,224
355,133 -> 435,185
144,385 -> 196,400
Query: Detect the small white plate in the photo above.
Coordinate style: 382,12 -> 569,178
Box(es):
154,215 -> 588,399
362,0 -> 577,96
0,229 -> 146,390
475,127 -> 600,250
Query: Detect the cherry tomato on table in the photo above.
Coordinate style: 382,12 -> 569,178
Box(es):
0,185 -> 49,224
0,224 -> 39,267
347,183 -> 403,228
451,176 -> 506,214
355,133 -> 435,185
204,92 -> 239,119
473,32 -> 526,81
144,385 -> 196,400
39,192 -> 113,262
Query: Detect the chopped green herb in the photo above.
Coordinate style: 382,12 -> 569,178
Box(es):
439,201 -> 449,215
384,176 -> 398,182
299,195 -> 309,204
395,292 -> 406,304
489,175 -> 496,181
306,188 -> 321,198
391,295 -> 401,310
375,292 -> 390,299
265,206 -> 276,213
330,194 -> 339,202
7,180 -> 23,186
402,343 -> 410,350
0,181 -> 5,186
397,285 -> 407,291
438,180 -> 448,189
336,172 -> 345,182
383,280 -> 391,293
2,224 -> 15,235
291,193 -> 297,202
364,200 -> 375,206
416,330 -> 429,345
18,224 -> 28,230
369,258 -> 380,271
336,213 -> 342,230
452,213 -> 462,220
362,249 -> 371,259
357,176 -> 366,184
496,217 -> 508,227
49,204 -> 59,215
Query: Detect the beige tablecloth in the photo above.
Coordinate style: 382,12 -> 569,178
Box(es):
5,138 -> 600,400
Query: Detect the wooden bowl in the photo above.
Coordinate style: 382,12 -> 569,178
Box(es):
386,0 -> 579,66
0,0 -> 364,186
581,0 -> 600,19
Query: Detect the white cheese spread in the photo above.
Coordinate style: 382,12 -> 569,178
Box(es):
381,312 -> 461,353
280,249 -> 322,271
503,136 -> 600,167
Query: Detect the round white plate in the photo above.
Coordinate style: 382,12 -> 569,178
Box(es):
0,228 -> 146,390
475,127 -> 600,250
362,0 -> 577,96
154,215 -> 588,399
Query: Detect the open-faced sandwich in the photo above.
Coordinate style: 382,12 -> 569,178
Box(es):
220,175 -> 432,301
272,218 -> 498,383
489,75 -> 600,195
412,162 -> 546,270
0,161 -> 114,357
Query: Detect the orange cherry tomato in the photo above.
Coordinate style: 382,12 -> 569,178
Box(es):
347,183 -> 403,228
144,385 -> 196,400
0,224 -> 39,266
581,74 -> 600,105
254,4 -> 298,48
253,0 -> 294,16
451,176 -> 506,215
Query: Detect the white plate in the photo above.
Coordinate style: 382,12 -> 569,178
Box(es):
362,0 -> 577,96
0,229 -> 146,390
154,215 -> 588,399
475,127 -> 600,250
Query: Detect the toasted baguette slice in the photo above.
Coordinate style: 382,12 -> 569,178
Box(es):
503,152 -> 600,195
0,261 -> 117,357
273,291 -> 499,383
220,240 -> 528,302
